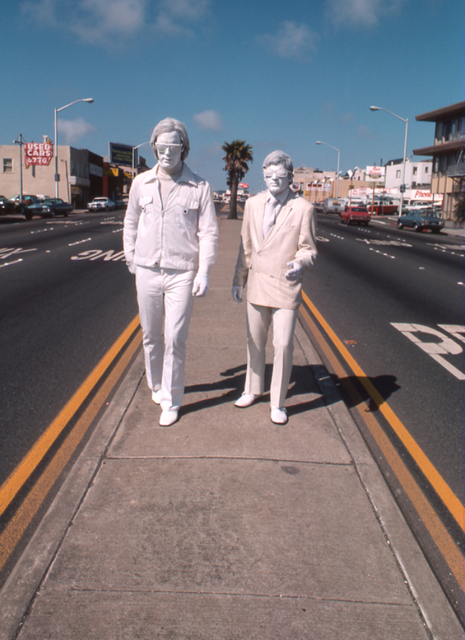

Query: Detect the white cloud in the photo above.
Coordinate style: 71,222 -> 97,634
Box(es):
326,0 -> 405,28
193,110 -> 223,131
71,0 -> 146,43
257,21 -> 318,60
58,117 -> 97,144
154,0 -> 211,35
20,0 -> 210,45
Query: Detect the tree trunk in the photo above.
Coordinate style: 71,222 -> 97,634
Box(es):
228,172 -> 238,219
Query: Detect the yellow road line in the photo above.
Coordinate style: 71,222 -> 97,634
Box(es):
301,291 -> 464,533
299,305 -> 465,587
0,327 -> 142,573
0,315 -> 140,519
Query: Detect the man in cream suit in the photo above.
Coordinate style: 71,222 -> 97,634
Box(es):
232,150 -> 317,424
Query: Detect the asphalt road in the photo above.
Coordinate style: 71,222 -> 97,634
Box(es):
306,214 -> 463,499
303,212 -> 464,615
0,210 -> 138,486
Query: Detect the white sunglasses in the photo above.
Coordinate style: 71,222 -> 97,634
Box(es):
155,143 -> 183,153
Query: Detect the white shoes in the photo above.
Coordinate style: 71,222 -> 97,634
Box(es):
159,409 -> 178,427
234,393 -> 260,408
152,389 -> 161,405
270,405 -> 288,425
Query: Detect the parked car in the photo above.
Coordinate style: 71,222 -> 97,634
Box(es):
397,208 -> 445,233
87,197 -> 115,211
0,196 -> 17,214
23,198 -> 73,220
323,198 -> 345,214
8,194 -> 38,212
341,205 -> 371,226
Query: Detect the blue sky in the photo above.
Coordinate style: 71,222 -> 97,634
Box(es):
1,0 -> 463,193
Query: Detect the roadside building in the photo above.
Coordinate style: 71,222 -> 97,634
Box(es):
385,158 -> 432,191
413,100 -> 465,219
0,143 -> 104,209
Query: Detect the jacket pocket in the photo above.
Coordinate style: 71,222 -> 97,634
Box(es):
174,198 -> 199,228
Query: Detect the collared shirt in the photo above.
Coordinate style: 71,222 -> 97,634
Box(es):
123,163 -> 218,274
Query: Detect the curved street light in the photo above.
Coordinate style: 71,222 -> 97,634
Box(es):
370,106 -> 408,216
54,98 -> 94,198
132,141 -> 151,180
316,141 -> 340,198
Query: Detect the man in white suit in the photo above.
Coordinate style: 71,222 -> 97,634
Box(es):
124,118 -> 218,427
232,150 -> 317,424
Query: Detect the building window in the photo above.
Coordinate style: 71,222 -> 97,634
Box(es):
3,158 -> 13,173
412,167 -> 417,175
425,166 -> 429,173
396,169 -> 401,178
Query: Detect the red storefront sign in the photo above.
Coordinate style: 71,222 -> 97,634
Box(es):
24,141 -> 53,166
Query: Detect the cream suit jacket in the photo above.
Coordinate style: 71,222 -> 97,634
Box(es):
233,190 -> 317,310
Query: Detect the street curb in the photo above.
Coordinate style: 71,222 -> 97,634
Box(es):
294,320 -> 463,640
0,352 -> 145,640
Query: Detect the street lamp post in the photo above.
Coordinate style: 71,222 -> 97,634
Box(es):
132,142 -> 151,181
316,141 -> 340,198
370,106 -> 408,216
54,98 -> 94,198
14,134 -> 24,205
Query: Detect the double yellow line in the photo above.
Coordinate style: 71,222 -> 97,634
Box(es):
300,291 -> 465,588
0,316 -> 142,573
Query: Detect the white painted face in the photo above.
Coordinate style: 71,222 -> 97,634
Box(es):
155,131 -> 183,172
263,164 -> 290,196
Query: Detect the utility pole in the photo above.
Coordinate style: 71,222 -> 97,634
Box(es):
14,134 -> 24,205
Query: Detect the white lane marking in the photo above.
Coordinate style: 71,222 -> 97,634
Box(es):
391,323 -> 465,380
70,249 -> 125,262
0,247 -> 38,260
68,238 -> 92,247
0,259 -> 23,268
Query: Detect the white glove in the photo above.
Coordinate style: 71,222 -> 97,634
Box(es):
127,261 -> 137,274
285,260 -> 302,281
231,285 -> 243,303
192,274 -> 209,297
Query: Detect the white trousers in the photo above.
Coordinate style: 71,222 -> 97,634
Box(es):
244,301 -> 298,408
136,266 -> 195,411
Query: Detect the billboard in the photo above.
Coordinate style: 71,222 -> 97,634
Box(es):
109,143 -> 133,166
365,166 -> 385,182
24,141 -> 53,166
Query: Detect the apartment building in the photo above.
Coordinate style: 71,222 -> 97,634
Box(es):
413,100 -> 465,218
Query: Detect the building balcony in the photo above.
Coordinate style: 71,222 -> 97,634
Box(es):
447,163 -> 465,178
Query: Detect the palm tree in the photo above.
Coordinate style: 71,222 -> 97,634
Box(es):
222,140 -> 253,219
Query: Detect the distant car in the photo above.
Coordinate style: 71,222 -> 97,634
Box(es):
24,198 -> 73,220
367,198 -> 398,215
8,194 -> 38,212
341,205 -> 371,226
397,208 -> 445,234
87,197 -> 115,211
0,196 -> 17,214
323,198 -> 345,214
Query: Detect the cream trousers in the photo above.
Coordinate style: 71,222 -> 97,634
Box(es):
244,301 -> 298,408
136,266 -> 195,411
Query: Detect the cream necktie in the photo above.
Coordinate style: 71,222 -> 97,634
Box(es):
263,197 -> 281,237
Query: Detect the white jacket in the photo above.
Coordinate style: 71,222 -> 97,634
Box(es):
123,163 -> 218,274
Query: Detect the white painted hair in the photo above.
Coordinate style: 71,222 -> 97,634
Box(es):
262,150 -> 294,182
150,117 -> 190,161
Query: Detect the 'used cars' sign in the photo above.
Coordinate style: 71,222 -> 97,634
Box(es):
24,142 -> 53,166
